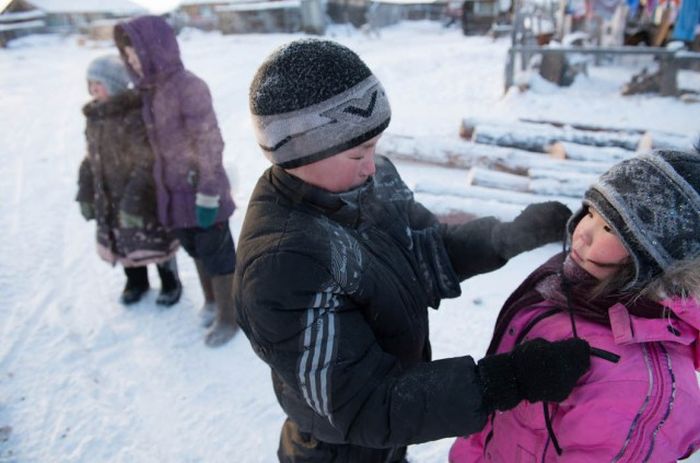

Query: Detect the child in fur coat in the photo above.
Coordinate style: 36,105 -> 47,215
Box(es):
77,55 -> 181,306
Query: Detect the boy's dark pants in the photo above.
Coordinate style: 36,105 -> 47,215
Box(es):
172,221 -> 236,277
278,418 -> 408,463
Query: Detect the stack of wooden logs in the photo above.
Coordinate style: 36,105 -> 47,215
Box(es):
376,117 -> 696,222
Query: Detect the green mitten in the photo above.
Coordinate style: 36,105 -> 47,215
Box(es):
195,193 -> 220,229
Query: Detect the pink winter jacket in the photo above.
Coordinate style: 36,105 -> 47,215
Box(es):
450,298 -> 700,463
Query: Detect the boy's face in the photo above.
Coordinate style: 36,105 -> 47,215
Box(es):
88,80 -> 110,102
123,46 -> 143,78
570,206 -> 629,280
288,134 -> 380,193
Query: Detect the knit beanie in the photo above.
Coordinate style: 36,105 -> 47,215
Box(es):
86,55 -> 131,96
249,39 -> 391,168
567,149 -> 700,289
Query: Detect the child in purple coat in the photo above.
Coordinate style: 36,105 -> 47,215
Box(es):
114,16 -> 237,347
450,149 -> 700,462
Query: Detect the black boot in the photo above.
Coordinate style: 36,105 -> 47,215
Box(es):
121,266 -> 150,305
156,257 -> 182,307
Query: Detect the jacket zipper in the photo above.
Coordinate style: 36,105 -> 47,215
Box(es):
612,342 -> 674,463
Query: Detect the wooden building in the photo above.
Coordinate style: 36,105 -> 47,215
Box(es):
1,0 -> 147,34
0,9 -> 45,46
178,0 -> 238,30
216,0 -> 302,33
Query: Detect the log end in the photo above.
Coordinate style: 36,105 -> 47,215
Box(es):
546,142 -> 567,160
637,131 -> 653,153
459,118 -> 476,140
465,167 -> 477,186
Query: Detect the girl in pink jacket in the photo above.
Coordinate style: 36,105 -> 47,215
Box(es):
451,149 -> 700,463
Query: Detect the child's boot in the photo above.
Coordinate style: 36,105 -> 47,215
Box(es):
156,257 -> 182,307
194,259 -> 216,327
204,272 -> 238,348
121,266 -> 150,305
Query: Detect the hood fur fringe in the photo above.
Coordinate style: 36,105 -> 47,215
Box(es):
644,255 -> 700,301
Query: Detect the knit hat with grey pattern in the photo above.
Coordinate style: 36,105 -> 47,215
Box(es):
87,55 -> 131,96
567,149 -> 700,289
249,39 -> 391,168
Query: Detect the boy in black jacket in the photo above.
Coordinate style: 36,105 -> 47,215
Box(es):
235,39 -> 590,462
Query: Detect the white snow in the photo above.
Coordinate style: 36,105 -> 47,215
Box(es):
1,21 -> 699,463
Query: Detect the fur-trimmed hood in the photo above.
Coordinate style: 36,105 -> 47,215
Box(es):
82,89 -> 142,119
645,254 -> 700,301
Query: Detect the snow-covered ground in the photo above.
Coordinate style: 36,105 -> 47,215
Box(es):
0,21 -> 698,462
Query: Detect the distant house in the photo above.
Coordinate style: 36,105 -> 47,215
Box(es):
178,0 -> 243,30
178,0 -> 324,34
0,9 -> 45,46
461,0 -> 500,34
365,0 -> 448,29
1,0 -> 147,35
326,0 -> 371,26
216,0 -> 302,33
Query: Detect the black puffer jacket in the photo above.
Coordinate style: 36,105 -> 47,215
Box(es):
234,156 -> 511,450
76,90 -> 177,266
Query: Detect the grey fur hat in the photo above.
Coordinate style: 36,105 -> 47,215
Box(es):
567,149 -> 700,289
87,55 -> 131,96
249,39 -> 391,168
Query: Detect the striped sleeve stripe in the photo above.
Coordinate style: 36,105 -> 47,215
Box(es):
298,290 -> 339,422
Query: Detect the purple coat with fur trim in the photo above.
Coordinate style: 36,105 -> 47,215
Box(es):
115,15 -> 234,229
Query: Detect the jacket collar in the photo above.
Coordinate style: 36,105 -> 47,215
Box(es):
82,89 -> 142,119
609,298 -> 700,371
269,165 -> 374,228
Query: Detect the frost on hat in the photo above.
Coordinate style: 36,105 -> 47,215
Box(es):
87,55 -> 131,96
567,149 -> 700,288
249,39 -> 391,168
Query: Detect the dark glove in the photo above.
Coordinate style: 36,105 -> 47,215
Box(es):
119,210 -> 144,229
495,201 -> 572,259
477,338 -> 591,412
80,202 -> 95,221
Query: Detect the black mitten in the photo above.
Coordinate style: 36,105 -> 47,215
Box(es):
495,201 -> 572,259
477,338 -> 591,412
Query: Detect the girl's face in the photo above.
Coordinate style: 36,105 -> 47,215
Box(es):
288,135 -> 380,193
88,80 -> 110,102
570,207 -> 630,280
123,46 -> 143,78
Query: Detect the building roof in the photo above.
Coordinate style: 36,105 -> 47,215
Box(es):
179,0 -> 247,6
0,18 -> 43,30
0,9 -> 46,22
216,0 -> 300,11
22,0 -> 147,14
371,0 -> 446,4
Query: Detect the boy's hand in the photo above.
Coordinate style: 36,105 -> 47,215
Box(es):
196,193 -> 220,229
477,337 -> 591,412
497,201 -> 572,259
80,202 -> 95,221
